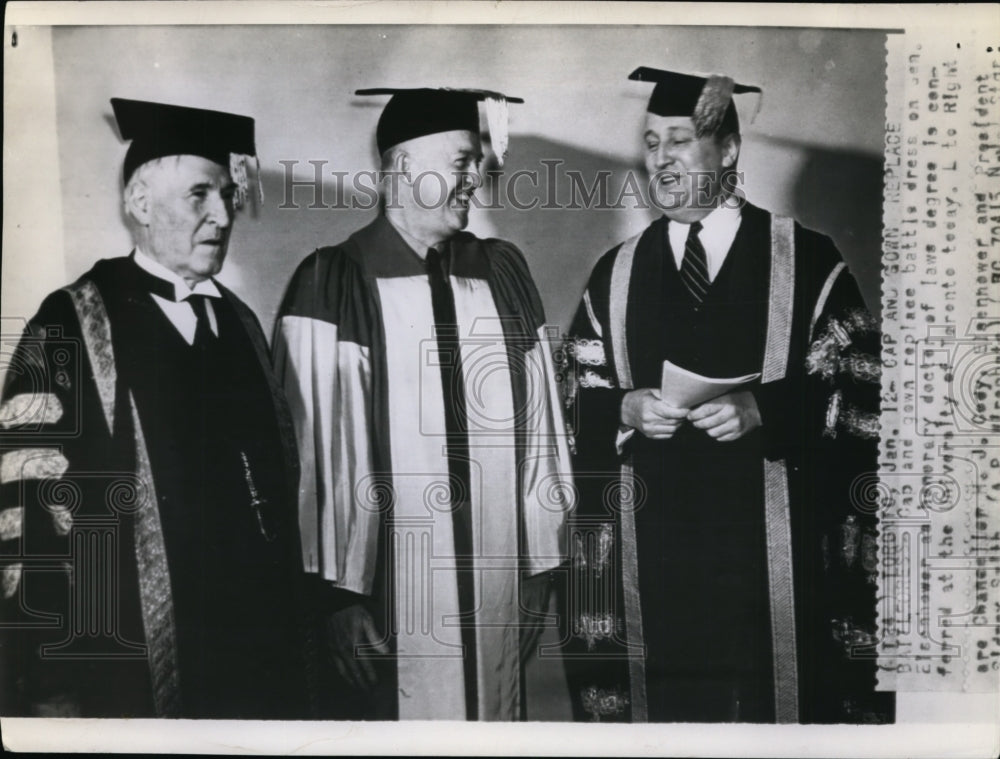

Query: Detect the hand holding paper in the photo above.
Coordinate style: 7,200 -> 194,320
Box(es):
658,360 -> 762,442
621,388 -> 688,439
659,359 -> 760,408
688,390 -> 762,442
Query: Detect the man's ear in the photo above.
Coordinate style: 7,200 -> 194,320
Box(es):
392,149 -> 412,182
721,133 -> 741,170
124,179 -> 151,225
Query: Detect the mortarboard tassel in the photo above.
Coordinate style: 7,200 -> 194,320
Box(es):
749,88 -> 763,128
484,96 -> 510,168
229,152 -> 249,209
692,75 -> 736,138
254,155 -> 264,204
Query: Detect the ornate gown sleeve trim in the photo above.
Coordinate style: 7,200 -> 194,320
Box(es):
762,214 -> 800,724
62,279 -> 116,436
0,448 -> 69,484
608,234 -> 642,392
810,261 -> 847,339
2,564 -> 22,600
570,338 -> 607,367
0,506 -> 23,541
62,274 -> 182,716
605,232 -> 646,721
583,289 -> 603,338
0,393 -> 63,428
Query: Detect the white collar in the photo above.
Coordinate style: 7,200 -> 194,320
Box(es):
134,248 -> 221,302
670,199 -> 743,238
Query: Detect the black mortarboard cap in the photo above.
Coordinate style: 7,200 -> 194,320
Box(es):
111,98 -> 257,184
355,88 -> 524,165
629,67 -> 762,137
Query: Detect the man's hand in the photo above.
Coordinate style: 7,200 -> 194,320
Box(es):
621,388 -> 689,439
687,390 -> 762,442
323,603 -> 389,692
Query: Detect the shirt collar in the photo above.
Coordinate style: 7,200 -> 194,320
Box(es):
669,201 -> 742,236
134,248 -> 221,301
666,200 -> 744,281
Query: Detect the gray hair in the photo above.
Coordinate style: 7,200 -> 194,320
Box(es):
122,158 -> 156,224
122,156 -> 186,224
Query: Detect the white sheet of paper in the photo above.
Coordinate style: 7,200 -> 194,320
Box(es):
659,359 -> 760,408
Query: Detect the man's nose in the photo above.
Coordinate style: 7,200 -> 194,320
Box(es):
654,144 -> 675,169
460,169 -> 482,191
206,192 -> 232,228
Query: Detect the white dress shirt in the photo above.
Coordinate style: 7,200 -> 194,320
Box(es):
134,249 -> 221,345
667,202 -> 743,282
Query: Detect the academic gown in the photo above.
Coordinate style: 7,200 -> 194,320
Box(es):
273,215 -> 572,721
0,255 -> 310,718
561,203 -> 895,724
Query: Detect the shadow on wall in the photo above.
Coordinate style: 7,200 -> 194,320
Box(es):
232,134 -> 883,340
228,164 -> 382,339
473,135 -> 656,336
770,136 -> 885,319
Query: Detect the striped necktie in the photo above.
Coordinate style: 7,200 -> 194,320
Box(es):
679,220 -> 710,303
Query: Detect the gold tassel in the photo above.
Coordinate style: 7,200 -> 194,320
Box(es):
484,96 -> 510,167
229,153 -> 249,209
693,75 -> 735,138
254,155 -> 264,204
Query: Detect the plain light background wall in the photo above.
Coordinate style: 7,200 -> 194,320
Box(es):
39,25 -> 885,336
2,25 -> 66,333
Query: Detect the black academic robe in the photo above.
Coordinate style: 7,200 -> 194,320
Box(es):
0,255 -> 311,718
560,203 -> 894,724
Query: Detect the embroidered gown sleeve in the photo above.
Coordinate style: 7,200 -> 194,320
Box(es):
562,250 -> 629,469
751,247 -> 879,460
800,265 -> 889,722
559,249 -> 633,722
0,291 -> 113,715
753,233 -> 890,723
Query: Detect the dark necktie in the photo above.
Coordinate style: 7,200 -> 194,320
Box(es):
679,220 -> 710,303
186,294 -> 217,348
424,246 -> 478,719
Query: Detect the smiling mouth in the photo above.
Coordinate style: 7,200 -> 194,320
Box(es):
657,172 -> 682,185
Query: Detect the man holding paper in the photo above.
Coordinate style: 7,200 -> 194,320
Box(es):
560,68 -> 893,724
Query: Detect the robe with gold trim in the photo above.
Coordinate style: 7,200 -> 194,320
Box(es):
0,255 -> 310,718
561,203 -> 894,724
273,215 -> 572,721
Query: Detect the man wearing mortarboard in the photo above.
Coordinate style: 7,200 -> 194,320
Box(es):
561,68 -> 894,724
272,88 -> 572,720
0,99 -> 311,718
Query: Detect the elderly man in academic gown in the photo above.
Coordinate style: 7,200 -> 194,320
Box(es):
273,87 -> 572,721
0,99 -> 310,718
561,68 -> 895,724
